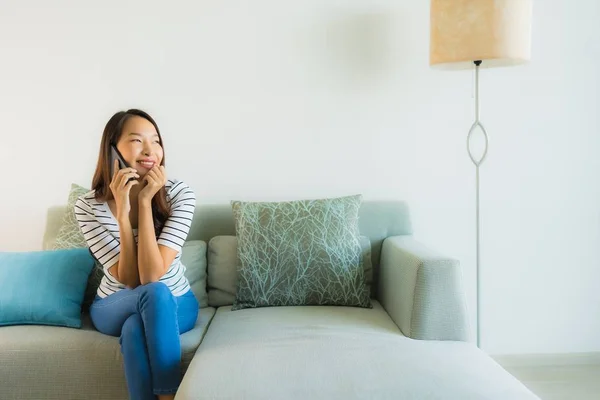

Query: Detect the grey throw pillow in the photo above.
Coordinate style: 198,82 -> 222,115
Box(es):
207,235 -> 373,307
231,194 -> 372,310
53,183 -> 89,250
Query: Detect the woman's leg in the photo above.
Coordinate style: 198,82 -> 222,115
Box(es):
91,282 -> 199,399
152,288 -> 199,397
138,282 -> 180,396
90,286 -> 157,400
120,314 -> 155,400
176,290 -> 200,334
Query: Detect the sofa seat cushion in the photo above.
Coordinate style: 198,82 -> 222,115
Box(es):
177,301 -> 537,400
0,307 -> 215,400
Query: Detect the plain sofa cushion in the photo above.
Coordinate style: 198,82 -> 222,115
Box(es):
0,248 -> 94,328
0,307 -> 216,400
206,236 -> 239,307
181,240 -> 208,308
207,235 -> 373,307
177,302 -> 538,400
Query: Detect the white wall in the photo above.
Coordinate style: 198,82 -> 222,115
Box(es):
1,0 -> 598,356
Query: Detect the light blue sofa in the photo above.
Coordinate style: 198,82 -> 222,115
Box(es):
0,201 -> 539,399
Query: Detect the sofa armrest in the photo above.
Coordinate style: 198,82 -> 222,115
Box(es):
378,235 -> 470,342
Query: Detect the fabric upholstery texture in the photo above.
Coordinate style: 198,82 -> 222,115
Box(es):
176,301 -> 537,400
379,235 -> 470,341
0,308 -> 216,400
180,240 -> 209,308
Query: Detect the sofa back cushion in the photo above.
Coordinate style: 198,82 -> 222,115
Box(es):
181,240 -> 208,308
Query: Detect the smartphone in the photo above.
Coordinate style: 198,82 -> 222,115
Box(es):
110,144 -> 135,183
110,144 -> 129,172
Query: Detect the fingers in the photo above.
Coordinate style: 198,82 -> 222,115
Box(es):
112,166 -> 138,185
119,167 -> 138,176
148,165 -> 166,184
125,179 -> 139,191
144,172 -> 157,186
137,166 -> 167,200
147,168 -> 159,183
118,171 -> 140,188
112,159 -> 119,180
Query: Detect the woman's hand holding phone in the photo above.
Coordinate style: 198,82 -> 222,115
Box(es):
109,159 -> 140,221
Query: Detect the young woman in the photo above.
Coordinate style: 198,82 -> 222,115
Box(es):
75,109 -> 198,400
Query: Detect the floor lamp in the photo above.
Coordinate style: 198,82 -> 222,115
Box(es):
429,0 -> 532,348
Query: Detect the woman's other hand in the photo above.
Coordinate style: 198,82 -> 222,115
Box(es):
139,165 -> 167,205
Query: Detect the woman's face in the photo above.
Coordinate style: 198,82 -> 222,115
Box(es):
115,116 -> 164,176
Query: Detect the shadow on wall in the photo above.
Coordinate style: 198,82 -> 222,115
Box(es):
299,10 -> 396,89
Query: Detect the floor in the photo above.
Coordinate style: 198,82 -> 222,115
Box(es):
494,353 -> 600,400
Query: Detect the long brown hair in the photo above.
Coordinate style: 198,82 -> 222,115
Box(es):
92,109 -> 171,236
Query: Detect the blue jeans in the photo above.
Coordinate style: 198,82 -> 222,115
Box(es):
90,282 -> 199,400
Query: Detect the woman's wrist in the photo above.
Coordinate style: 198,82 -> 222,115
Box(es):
117,214 -> 132,228
138,196 -> 153,208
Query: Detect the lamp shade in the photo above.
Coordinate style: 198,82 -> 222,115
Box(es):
430,0 -> 532,69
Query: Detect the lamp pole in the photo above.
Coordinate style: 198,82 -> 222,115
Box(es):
467,60 -> 489,349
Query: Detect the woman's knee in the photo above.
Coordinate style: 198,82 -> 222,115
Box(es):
139,281 -> 174,305
120,314 -> 143,343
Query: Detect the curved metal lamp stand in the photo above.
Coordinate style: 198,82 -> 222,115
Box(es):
467,60 -> 488,349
